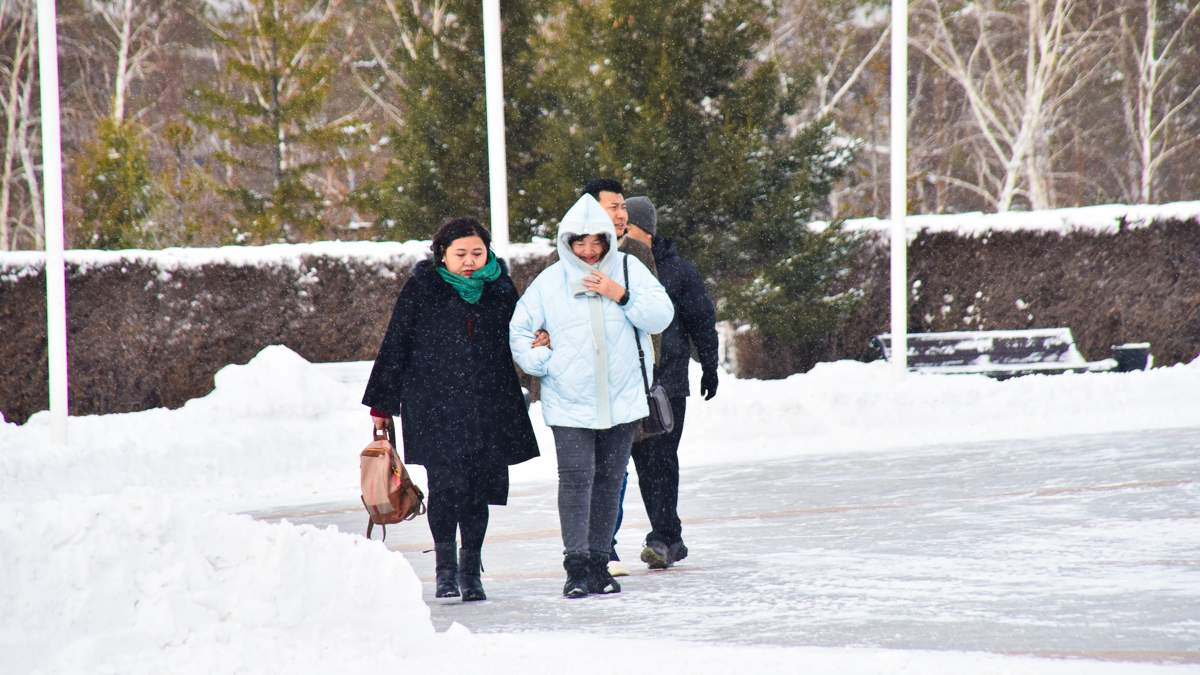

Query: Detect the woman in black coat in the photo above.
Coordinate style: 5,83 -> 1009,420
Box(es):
363,217 -> 539,602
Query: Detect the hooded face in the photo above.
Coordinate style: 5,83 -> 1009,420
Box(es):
556,194 -> 618,278
569,234 -> 608,265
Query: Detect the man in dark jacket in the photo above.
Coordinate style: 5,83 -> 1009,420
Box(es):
623,196 -> 720,569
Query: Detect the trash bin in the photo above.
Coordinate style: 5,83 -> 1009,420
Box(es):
1111,343 -> 1151,372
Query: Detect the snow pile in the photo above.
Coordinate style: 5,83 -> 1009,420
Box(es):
812,200 -> 1200,239
3,345 -> 1199,673
0,492 -> 429,675
0,346 -> 364,509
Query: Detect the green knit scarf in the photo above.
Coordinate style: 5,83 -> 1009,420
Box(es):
436,251 -> 501,304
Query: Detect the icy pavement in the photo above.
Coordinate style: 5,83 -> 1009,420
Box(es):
254,426 -> 1200,665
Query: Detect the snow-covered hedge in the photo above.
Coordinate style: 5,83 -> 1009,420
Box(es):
2,202 -> 1199,421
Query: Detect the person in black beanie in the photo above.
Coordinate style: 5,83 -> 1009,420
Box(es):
621,195 -> 720,569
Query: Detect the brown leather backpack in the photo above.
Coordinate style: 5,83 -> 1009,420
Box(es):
360,422 -> 425,540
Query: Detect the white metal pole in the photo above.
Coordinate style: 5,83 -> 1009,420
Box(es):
481,0 -> 510,257
890,0 -> 908,374
36,0 -> 69,445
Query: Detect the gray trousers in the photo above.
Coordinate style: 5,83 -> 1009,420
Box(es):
551,422 -> 638,555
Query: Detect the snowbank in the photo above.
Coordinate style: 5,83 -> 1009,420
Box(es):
812,200 -> 1200,239
0,492 -> 429,675
674,357 -> 1200,466
0,239 -> 555,278
7,346 -> 1199,509
3,345 -> 1199,673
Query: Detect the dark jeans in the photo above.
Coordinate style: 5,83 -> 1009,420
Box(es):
551,422 -> 637,555
609,470 -> 630,560
629,396 -> 687,546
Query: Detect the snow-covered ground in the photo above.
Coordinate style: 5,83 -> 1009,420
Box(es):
2,346 -> 1199,674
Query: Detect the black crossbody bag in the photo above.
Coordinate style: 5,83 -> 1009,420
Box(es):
623,254 -> 675,437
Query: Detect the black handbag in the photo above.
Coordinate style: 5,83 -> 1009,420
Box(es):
623,254 -> 675,437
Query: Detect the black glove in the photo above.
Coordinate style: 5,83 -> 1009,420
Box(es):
700,370 -> 718,400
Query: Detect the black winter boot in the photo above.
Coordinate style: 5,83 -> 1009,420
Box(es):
587,550 -> 621,594
640,540 -> 670,569
458,548 -> 486,602
562,552 -> 590,598
434,543 -> 459,598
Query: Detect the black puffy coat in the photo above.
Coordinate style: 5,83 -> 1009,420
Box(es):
362,259 -> 539,470
651,237 -> 719,398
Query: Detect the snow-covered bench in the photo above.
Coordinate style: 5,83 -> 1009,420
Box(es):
868,328 -> 1150,379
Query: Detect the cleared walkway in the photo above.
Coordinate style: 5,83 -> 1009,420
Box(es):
254,427 -> 1200,664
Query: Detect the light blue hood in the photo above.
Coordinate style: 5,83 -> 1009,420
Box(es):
556,193 -> 621,295
509,193 -> 675,429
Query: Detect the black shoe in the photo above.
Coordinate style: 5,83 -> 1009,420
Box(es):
640,540 -> 671,569
434,543 -> 459,598
562,552 -> 590,598
458,548 -> 486,602
587,550 -> 621,594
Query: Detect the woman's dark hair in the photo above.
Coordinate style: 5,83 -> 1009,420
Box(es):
431,217 -> 491,263
567,233 -> 610,259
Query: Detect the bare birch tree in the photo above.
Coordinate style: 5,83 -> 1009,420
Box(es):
1116,0 -> 1200,203
772,1 -> 893,217
350,0 -> 449,129
0,0 -> 41,250
87,0 -> 179,123
911,0 -> 1113,211
773,1 -> 891,125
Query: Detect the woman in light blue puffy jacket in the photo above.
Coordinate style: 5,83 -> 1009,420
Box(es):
510,193 -> 674,598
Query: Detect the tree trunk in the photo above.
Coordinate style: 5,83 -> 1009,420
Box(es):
0,6 -> 33,251
111,0 -> 134,122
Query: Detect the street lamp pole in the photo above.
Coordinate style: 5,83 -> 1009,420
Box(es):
36,0 -> 69,445
481,0 -> 509,257
890,0 -> 909,373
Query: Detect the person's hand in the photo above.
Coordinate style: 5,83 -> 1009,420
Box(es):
583,269 -> 625,302
371,415 -> 390,430
700,370 -> 718,400
532,329 -> 552,349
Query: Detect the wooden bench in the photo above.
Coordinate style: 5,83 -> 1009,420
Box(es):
868,328 -> 1151,379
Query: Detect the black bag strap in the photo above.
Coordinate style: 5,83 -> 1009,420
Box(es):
624,254 -> 652,398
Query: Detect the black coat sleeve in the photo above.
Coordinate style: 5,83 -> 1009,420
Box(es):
676,260 -> 720,374
361,278 -> 421,414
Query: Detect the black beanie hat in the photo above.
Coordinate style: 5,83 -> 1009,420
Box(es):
626,196 -> 657,236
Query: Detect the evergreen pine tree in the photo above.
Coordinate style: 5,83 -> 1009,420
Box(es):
75,118 -> 158,249
192,0 -> 360,243
535,0 -> 860,363
352,1 -> 557,241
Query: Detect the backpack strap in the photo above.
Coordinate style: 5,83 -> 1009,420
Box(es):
623,254 -> 652,398
365,519 -> 388,541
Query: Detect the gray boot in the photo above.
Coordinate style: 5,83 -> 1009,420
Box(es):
434,543 -> 459,598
